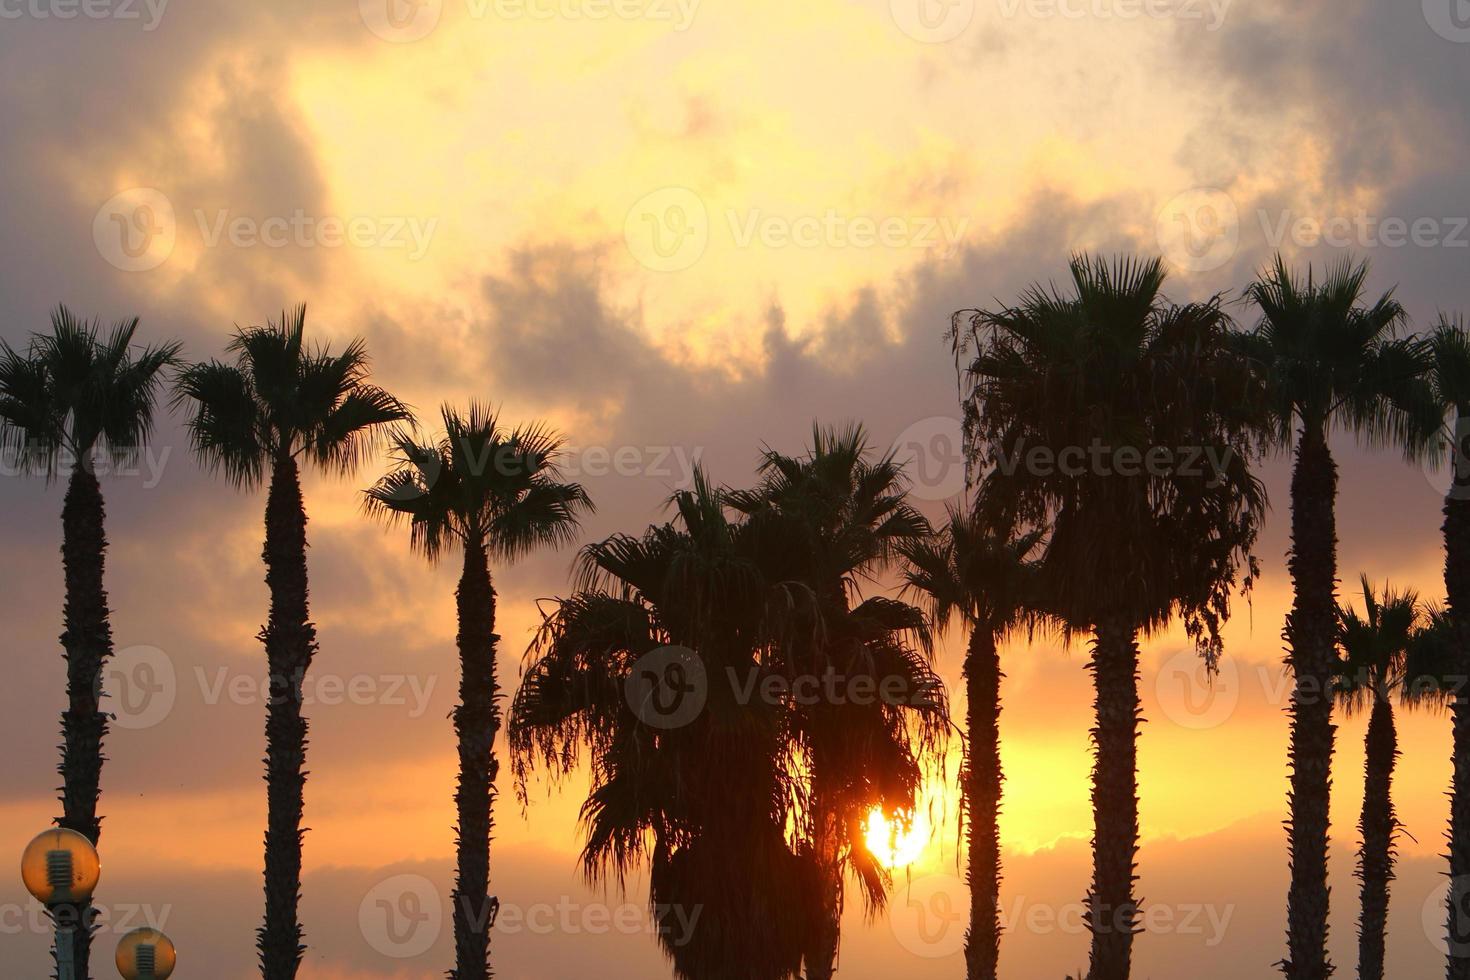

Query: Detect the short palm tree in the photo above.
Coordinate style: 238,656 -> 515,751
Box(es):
727,424 -> 946,979
365,404 -> 592,980
955,255 -> 1265,980
510,471 -> 818,980
1233,256 -> 1436,979
0,306 -> 177,977
900,500 -> 1042,980
1419,315 -> 1470,979
1334,577 -> 1421,980
174,306 -> 409,979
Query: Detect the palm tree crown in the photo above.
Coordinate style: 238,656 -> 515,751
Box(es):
174,304 -> 409,483
957,253 -> 1264,652
900,502 -> 1043,638
364,403 -> 592,560
0,305 -> 179,475
1335,576 -> 1420,713
1234,255 -> 1436,448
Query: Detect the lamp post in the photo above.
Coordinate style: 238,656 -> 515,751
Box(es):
20,828 -> 101,980
116,927 -> 177,979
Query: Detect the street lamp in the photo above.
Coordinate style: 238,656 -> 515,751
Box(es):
116,927 -> 178,979
20,828 -> 101,980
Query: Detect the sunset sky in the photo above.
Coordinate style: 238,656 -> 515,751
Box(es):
3,0 -> 1470,976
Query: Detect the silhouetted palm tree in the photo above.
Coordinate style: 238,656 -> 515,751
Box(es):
174,306 -> 408,979
955,255 -> 1265,980
1334,577 -> 1421,980
1420,314 -> 1470,980
365,404 -> 592,980
728,424 -> 946,979
510,471 -> 819,980
1233,256 -> 1436,980
0,306 -> 177,978
900,500 -> 1041,980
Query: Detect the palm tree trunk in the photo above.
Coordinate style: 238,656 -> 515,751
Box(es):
258,453 -> 316,980
1443,482 -> 1470,980
1085,616 -> 1141,980
1356,693 -> 1398,980
1283,424 -> 1338,980
964,627 -> 1003,980
451,538 -> 499,980
57,466 -> 112,978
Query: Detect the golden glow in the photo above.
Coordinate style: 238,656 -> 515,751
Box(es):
864,807 -> 930,868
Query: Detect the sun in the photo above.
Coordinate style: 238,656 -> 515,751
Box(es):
863,807 -> 930,868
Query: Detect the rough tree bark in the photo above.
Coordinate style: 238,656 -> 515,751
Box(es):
57,466 -> 112,979
258,454 -> 316,979
451,537 -> 499,980
1442,478 -> 1470,980
1086,617 -> 1141,980
1355,693 -> 1398,980
964,627 -> 1003,980
1282,424 -> 1338,980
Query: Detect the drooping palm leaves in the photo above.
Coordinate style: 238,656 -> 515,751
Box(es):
1233,256 -> 1438,980
365,404 -> 592,980
1333,577 -> 1421,980
0,306 -> 178,978
900,499 -> 1042,980
510,471 -> 822,979
174,306 -> 408,979
954,254 -> 1265,980
727,424 -> 948,980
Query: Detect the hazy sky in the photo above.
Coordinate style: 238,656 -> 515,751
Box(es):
2,0 -> 1469,976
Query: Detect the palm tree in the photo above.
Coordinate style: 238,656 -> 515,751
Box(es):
509,471 -> 819,980
173,306 -> 408,979
1333,577 -> 1421,980
0,306 -> 177,977
900,501 -> 1042,980
1419,315 -> 1470,979
364,404 -> 592,980
1233,256 -> 1436,979
954,254 -> 1265,980
727,424 -> 947,980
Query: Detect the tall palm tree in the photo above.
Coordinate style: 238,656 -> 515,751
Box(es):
900,501 -> 1042,980
1333,577 -> 1421,980
174,306 -> 408,979
364,404 -> 592,980
1420,314 -> 1470,979
0,306 -> 177,977
509,471 -> 819,980
727,424 -> 947,980
1233,257 -> 1436,979
954,254 -> 1265,980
